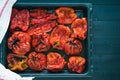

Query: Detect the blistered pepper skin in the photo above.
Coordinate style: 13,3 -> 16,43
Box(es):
7,54 -> 28,71
68,56 -> 86,73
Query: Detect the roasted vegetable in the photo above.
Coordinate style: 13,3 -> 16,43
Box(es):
31,14 -> 56,25
56,7 -> 77,24
8,31 -> 31,55
64,38 -> 82,55
28,8 -> 56,36
50,25 -> 71,50
32,32 -> 50,52
27,52 -> 46,71
7,54 -> 28,71
71,18 -> 87,40
47,52 -> 66,72
10,9 -> 30,32
27,21 -> 56,36
30,8 -> 47,18
68,56 -> 86,73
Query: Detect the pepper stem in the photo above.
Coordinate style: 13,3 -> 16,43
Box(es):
53,42 -> 60,48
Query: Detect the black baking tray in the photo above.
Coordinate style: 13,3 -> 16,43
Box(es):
0,3 -> 92,77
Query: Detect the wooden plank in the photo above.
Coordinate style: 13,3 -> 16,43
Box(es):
16,0 -> 120,5
89,0 -> 120,5
93,21 -> 120,40
93,21 -> 120,80
93,21 -> 120,35
93,5 -> 120,21
93,21 -> 120,54
93,71 -> 120,80
93,55 -> 120,70
93,54 -> 120,80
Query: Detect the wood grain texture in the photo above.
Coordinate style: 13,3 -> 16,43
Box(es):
93,21 -> 120,80
93,5 -> 120,21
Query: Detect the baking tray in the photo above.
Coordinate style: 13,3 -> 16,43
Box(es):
0,3 -> 92,77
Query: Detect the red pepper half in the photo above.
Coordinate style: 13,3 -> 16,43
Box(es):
32,32 -> 50,52
55,7 -> 77,24
64,38 -> 82,55
10,9 -> 30,32
7,53 -> 28,71
27,52 -> 46,71
71,18 -> 87,40
68,56 -> 86,73
50,25 -> 71,50
8,31 -> 31,55
47,52 -> 66,72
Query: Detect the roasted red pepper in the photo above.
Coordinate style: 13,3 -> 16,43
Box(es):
68,56 -> 86,73
32,32 -> 50,52
27,21 -> 56,36
27,52 -> 46,71
8,31 -> 31,55
30,8 -> 56,26
10,9 -> 30,32
64,38 -> 82,55
50,25 -> 71,50
55,7 -> 77,24
47,52 -> 66,72
31,14 -> 56,25
7,53 -> 28,71
30,8 -> 47,18
71,18 -> 87,40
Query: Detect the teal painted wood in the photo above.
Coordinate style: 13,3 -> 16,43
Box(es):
1,0 -> 120,80
93,5 -> 120,21
93,21 -> 120,53
17,0 -> 120,5
89,0 -> 120,5
92,21 -> 120,80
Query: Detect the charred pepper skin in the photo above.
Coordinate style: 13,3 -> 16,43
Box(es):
71,18 -> 87,40
27,52 -> 46,71
50,25 -> 71,50
68,56 -> 86,73
47,52 -> 66,72
64,38 -> 83,55
32,32 -> 50,52
56,7 -> 77,24
7,53 -> 28,71
27,21 -> 56,36
8,31 -> 31,55
10,9 -> 30,32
